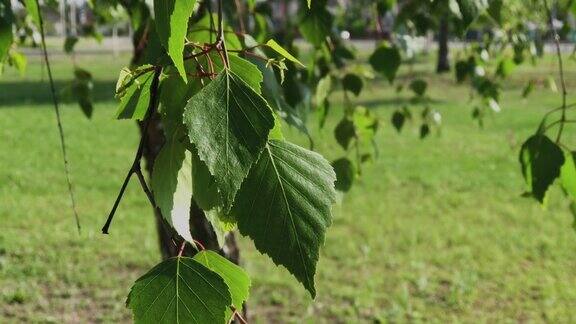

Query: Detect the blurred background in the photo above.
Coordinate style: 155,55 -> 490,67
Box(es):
2,0 -> 576,322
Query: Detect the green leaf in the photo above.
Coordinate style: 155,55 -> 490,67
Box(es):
71,68 -> 93,118
420,123 -> 430,139
522,79 -> 536,98
376,0 -> 396,15
369,44 -> 401,83
519,135 -> 564,203
315,75 -> 332,106
8,49 -> 26,76
151,136 -> 194,242
487,0 -> 503,25
159,66 -> 202,137
126,256 -> 232,324
0,0 -> 14,62
248,56 -> 311,139
318,98 -> 330,129
209,54 -> 263,94
115,71 -> 154,120
332,158 -> 355,192
560,151 -> 576,200
268,113 -> 285,141
342,73 -> 363,96
188,14 -> 242,50
193,251 -> 250,320
231,140 -> 336,297
63,36 -> 79,54
353,106 -> 378,141
391,110 -> 405,132
190,146 -> 236,247
496,58 -> 515,78
409,79 -> 427,97
154,0 -> 197,81
334,118 -> 355,150
22,0 -> 40,27
190,148 -> 220,212
455,0 -> 485,31
455,59 -> 473,83
183,70 -> 275,211
298,1 -> 333,47
265,39 -> 305,67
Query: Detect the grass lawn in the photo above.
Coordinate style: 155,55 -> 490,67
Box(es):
1,51 -> 576,323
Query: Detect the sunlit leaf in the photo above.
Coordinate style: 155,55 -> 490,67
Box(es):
231,140 -> 336,297
151,136 -> 194,243
194,251 -> 250,320
265,39 -> 305,67
126,257 -> 231,324
183,70 -> 274,211
154,0 -> 197,81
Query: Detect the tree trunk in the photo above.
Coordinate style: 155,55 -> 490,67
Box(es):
129,13 -> 244,319
138,115 -> 241,261
138,106 -> 245,322
436,18 -> 450,73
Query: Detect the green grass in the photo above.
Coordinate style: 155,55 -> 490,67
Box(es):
2,51 -> 576,323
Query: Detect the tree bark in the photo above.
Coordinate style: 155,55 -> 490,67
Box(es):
138,115 -> 241,261
129,11 -> 244,319
129,21 -> 241,263
436,18 -> 450,73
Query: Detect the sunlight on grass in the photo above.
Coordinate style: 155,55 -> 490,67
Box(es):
1,52 -> 576,322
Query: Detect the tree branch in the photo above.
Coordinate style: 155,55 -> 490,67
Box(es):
102,67 -> 163,234
544,0 -> 569,143
36,0 -> 81,233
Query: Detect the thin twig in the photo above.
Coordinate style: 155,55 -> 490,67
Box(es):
135,166 -> 157,208
193,239 -> 206,250
183,45 -> 215,61
544,119 -> 576,132
177,241 -> 187,257
216,0 -> 230,68
544,0 -> 569,142
36,0 -> 81,233
230,306 -> 248,324
233,0 -> 246,34
102,67 -> 162,234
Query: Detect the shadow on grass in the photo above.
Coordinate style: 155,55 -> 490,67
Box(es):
0,80 -> 117,107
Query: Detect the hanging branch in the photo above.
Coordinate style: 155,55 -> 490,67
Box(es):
544,0 -> 569,142
36,0 -> 81,233
101,67 -> 163,234
233,0 -> 246,34
216,0 -> 230,68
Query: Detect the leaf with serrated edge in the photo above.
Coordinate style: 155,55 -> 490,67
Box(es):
265,39 -> 305,67
194,251 -> 250,321
151,136 -> 193,242
115,71 -> 154,120
184,70 -> 274,211
208,54 -> 263,94
231,140 -> 336,297
154,0 -> 197,81
126,257 -> 231,324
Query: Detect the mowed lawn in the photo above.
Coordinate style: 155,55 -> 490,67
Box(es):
1,51 -> 576,323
